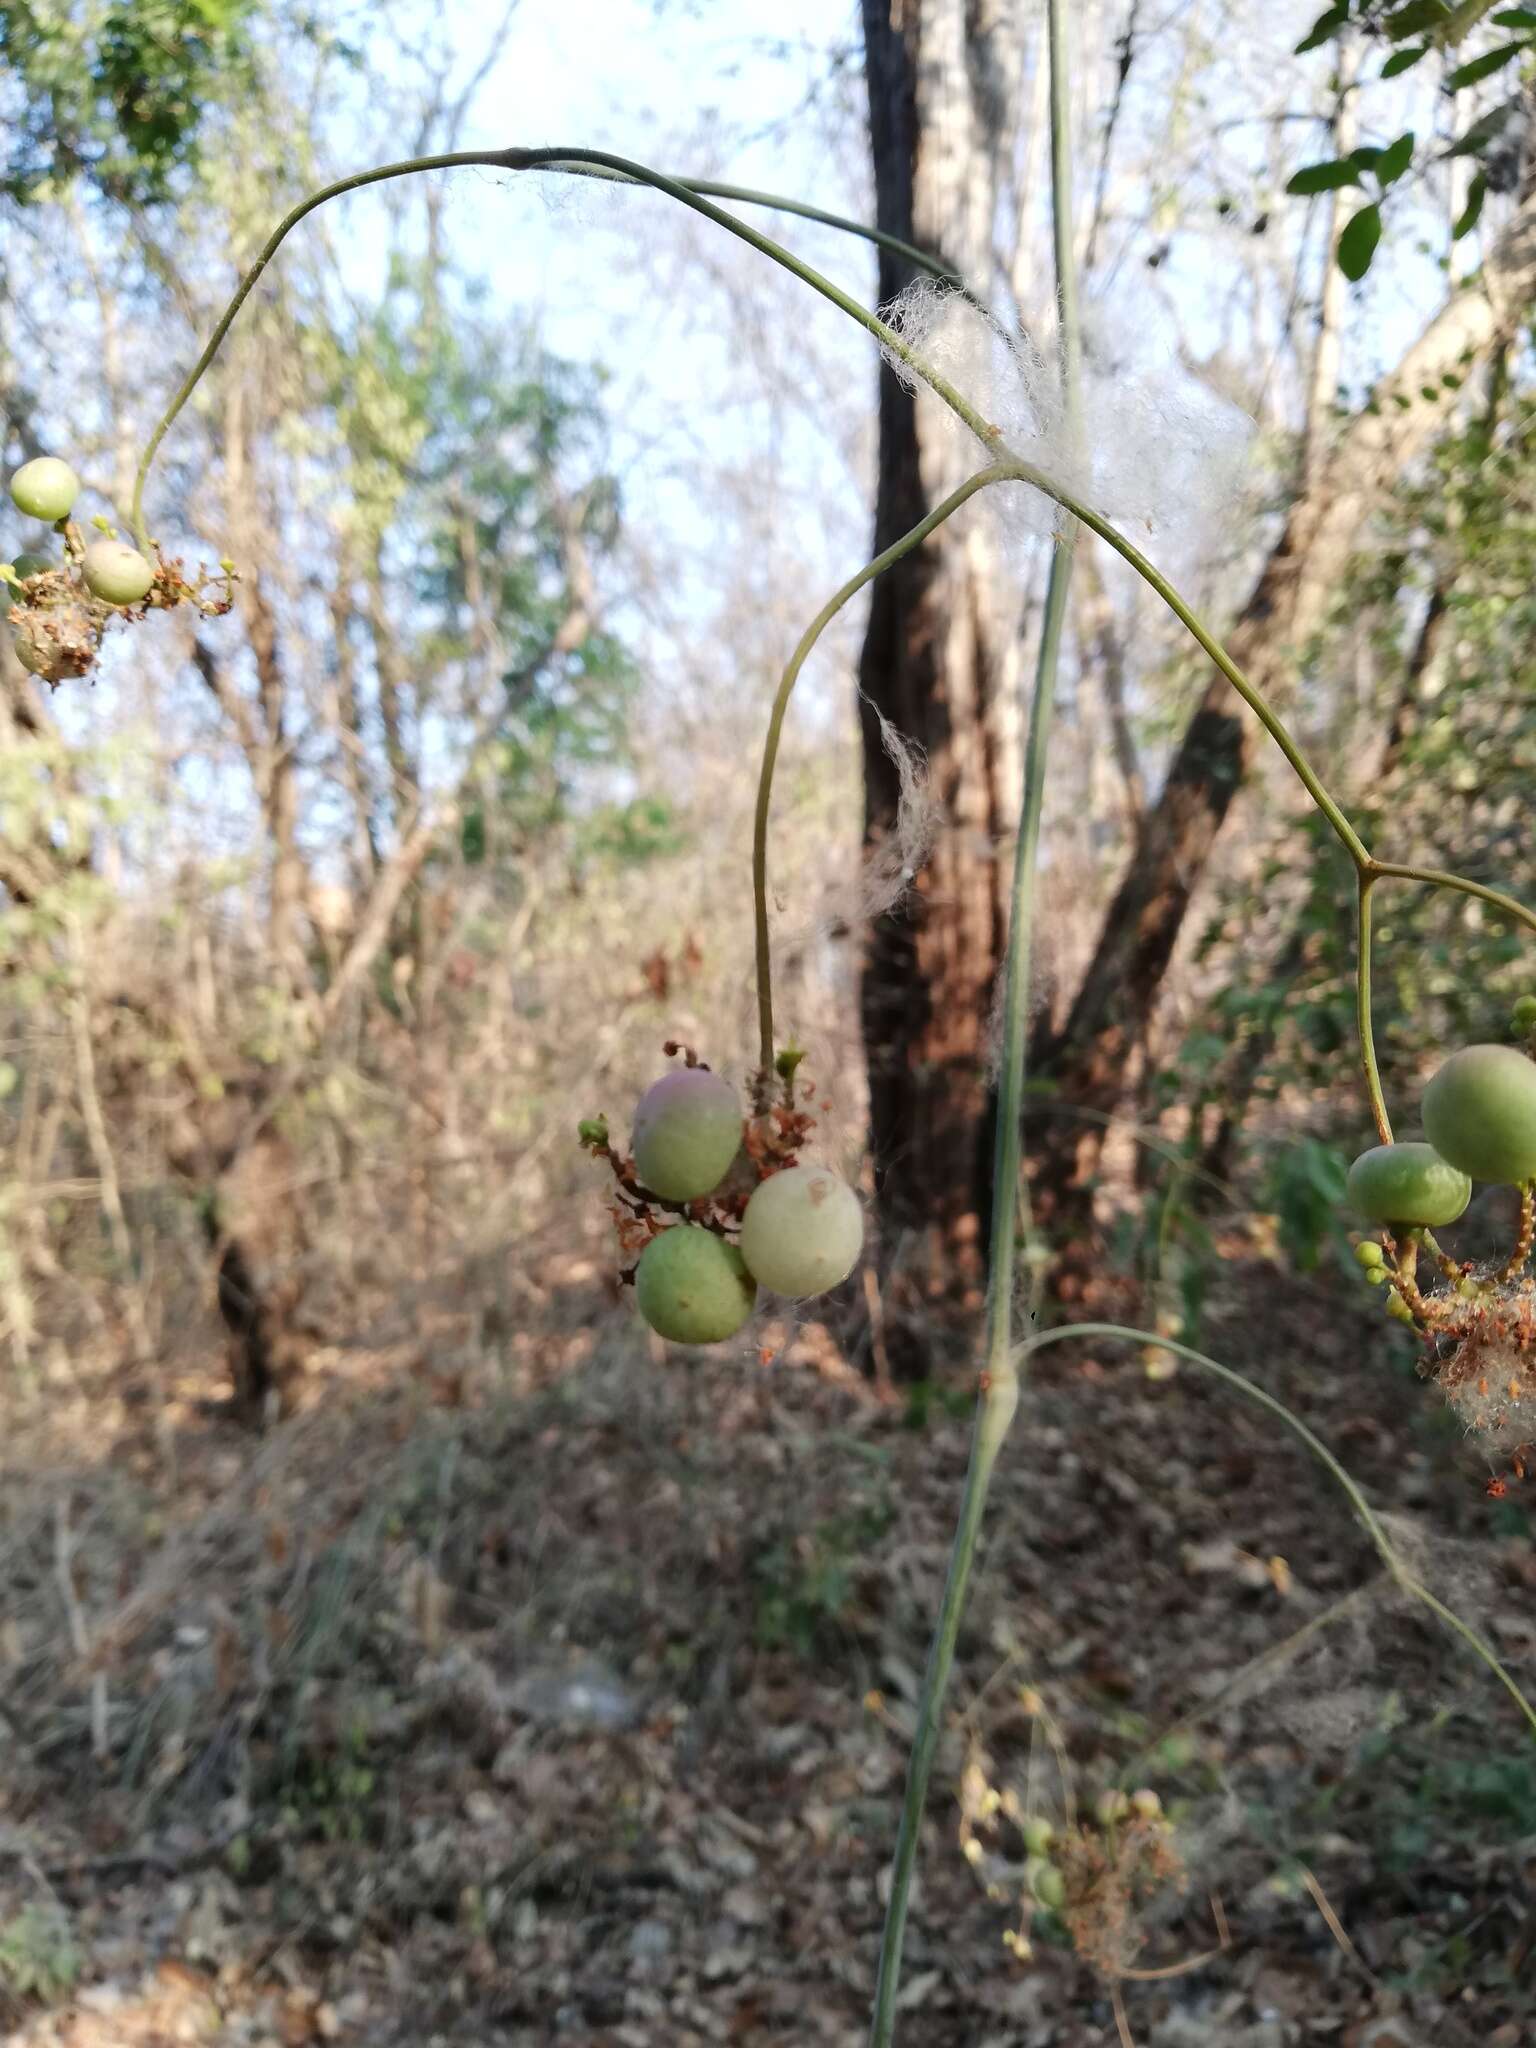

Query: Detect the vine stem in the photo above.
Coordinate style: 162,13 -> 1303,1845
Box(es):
128,131 -> 1536,1043
868,2 -> 1081,2038
123,133 -> 1536,2014
1366,857 -> 1536,937
751,464 -> 1011,1072
1028,1324 -> 1536,1740
130,143 -> 1005,551
1357,875 -> 1392,1144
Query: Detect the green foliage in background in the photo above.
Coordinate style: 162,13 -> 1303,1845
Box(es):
0,0 -> 259,204
1289,1 -> 1536,273
1185,374 -> 1536,1210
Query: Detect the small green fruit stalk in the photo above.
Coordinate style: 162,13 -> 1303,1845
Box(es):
578,1038 -> 864,1347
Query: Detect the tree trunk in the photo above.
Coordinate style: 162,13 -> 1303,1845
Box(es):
1028,186 -> 1536,1238
858,0 -> 1020,1330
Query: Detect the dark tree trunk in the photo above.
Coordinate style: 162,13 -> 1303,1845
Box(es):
858,0 -> 1018,1341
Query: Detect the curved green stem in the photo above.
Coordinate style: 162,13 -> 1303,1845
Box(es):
131,148 -> 511,549
1367,857 -> 1536,938
752,464 -> 1010,1072
129,138 -> 1406,934
1357,874 -> 1392,1144
868,7 -> 1081,2040
523,161 -> 981,305
131,143 -> 1005,550
1027,1324 -> 1536,1740
1006,464 -> 1369,869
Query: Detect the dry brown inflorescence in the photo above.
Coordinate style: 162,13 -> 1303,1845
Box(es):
6,533 -> 235,685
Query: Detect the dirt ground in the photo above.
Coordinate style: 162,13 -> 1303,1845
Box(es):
1,1247 -> 1533,2048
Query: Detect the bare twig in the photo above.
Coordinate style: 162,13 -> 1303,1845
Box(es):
53,1497 -> 109,1763
1298,1861 -> 1378,1988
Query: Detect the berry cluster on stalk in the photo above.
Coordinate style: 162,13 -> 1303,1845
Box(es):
1348,1005 -> 1536,1492
5,456 -> 234,685
579,1041 -> 863,1345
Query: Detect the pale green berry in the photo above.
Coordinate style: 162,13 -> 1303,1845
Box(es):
1029,1861 -> 1065,1910
631,1068 -> 741,1201
1423,1044 -> 1536,1185
634,1226 -> 756,1344
739,1164 -> 863,1298
1020,1816 -> 1054,1856
82,539 -> 155,607
1352,1239 -> 1385,1270
1512,995 -> 1536,1035
1346,1142 -> 1470,1228
9,457 -> 80,523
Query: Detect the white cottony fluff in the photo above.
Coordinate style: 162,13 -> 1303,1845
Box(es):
878,279 -> 1252,548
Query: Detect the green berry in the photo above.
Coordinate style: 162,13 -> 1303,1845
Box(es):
82,539 -> 154,607
634,1225 -> 756,1344
1512,996 -> 1536,1035
1385,1289 -> 1416,1325
631,1068 -> 741,1201
576,1114 -> 610,1150
1346,1142 -> 1471,1227
10,551 -> 54,582
1020,1816 -> 1054,1856
739,1165 -> 863,1298
1353,1240 -> 1385,1270
1423,1044 -> 1536,1186
1029,1861 -> 1065,1911
9,457 -> 80,523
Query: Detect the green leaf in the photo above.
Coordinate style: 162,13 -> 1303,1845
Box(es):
1338,202 -> 1383,280
1453,169 -> 1488,238
1446,39 -> 1525,87
1492,6 -> 1536,22
1377,131 -> 1416,185
1382,42 -> 1431,71
1382,0 -> 1453,33
1296,1 -> 1350,51
1287,158 -> 1361,194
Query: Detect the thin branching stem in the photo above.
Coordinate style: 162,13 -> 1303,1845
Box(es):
521,161 -> 982,304
868,3 -> 1081,2037
752,465 -> 1012,1071
131,143 -> 1005,549
1357,875 -> 1392,1143
130,140 -> 1536,1089
1366,857 -> 1536,937
123,138 -> 1536,2048
1029,1323 -> 1536,1739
